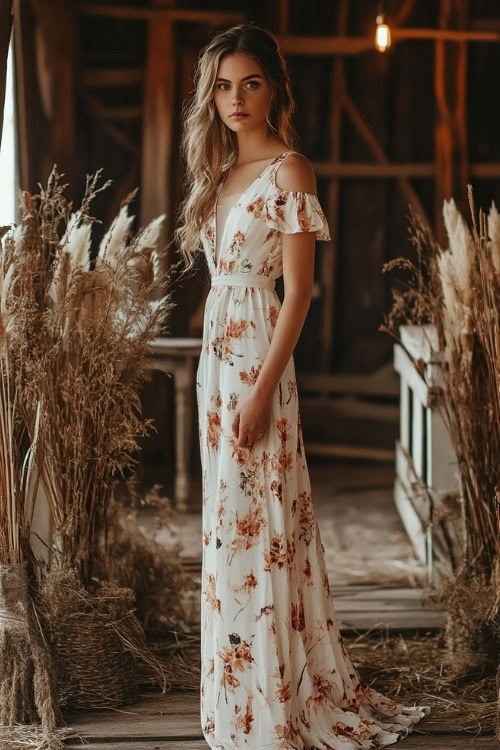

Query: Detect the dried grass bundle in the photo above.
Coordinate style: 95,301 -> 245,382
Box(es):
0,196 -> 67,748
2,167 -> 173,584
381,192 -> 499,580
101,481 -> 199,635
381,189 -> 500,731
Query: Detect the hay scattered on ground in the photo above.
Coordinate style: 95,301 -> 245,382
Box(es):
135,629 -> 496,734
0,725 -> 74,750
344,630 -> 495,734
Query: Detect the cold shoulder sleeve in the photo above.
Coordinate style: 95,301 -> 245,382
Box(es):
264,189 -> 331,241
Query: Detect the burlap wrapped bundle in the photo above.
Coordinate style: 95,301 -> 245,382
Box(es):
0,562 -> 70,748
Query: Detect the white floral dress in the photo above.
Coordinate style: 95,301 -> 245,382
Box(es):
196,151 -> 429,749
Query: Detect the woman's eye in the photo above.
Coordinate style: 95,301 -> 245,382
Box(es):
215,81 -> 259,91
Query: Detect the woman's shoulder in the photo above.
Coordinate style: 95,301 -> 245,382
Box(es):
274,151 -> 317,194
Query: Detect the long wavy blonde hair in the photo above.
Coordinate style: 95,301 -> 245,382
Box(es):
174,23 -> 297,269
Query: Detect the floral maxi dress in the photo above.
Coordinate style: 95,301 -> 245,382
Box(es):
196,151 -> 429,750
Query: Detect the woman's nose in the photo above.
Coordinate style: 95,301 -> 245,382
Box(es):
232,87 -> 244,105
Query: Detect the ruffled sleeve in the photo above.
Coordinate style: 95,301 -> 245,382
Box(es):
264,190 -> 331,241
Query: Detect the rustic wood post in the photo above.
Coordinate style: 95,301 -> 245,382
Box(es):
0,0 -> 13,150
141,0 -> 176,277
13,0 -> 77,193
434,0 -> 469,243
320,0 -> 348,372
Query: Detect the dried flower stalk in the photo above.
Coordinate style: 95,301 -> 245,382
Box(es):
381,190 -> 499,584
2,166 -> 173,584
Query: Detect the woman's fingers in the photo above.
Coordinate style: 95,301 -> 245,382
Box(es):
236,419 -> 251,447
237,428 -> 265,448
232,411 -> 240,438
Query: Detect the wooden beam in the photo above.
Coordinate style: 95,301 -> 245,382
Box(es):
82,67 -> 143,88
12,0 -> 33,190
343,93 -> 428,223
279,28 -> 499,56
320,0 -> 348,371
81,100 -> 142,120
78,4 -> 245,24
393,0 -> 416,27
281,35 -> 373,56
81,93 -> 140,154
471,163 -> 500,177
278,0 -> 289,35
393,26 -> 498,42
434,0 -> 469,243
313,162 -> 435,178
312,161 -> 500,178
29,0 -> 77,190
0,0 -> 12,149
140,2 -> 176,275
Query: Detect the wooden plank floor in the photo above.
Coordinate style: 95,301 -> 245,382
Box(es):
64,464 -> 483,747
332,584 -> 444,630
180,559 -> 445,632
62,692 -> 495,748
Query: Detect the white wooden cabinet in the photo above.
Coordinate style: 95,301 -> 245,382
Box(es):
393,325 -> 461,581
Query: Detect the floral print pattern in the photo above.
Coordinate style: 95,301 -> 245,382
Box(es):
196,152 -> 429,749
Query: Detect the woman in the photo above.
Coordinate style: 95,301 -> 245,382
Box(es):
176,22 -> 429,750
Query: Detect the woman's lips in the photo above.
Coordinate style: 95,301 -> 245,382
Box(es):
230,113 -> 249,119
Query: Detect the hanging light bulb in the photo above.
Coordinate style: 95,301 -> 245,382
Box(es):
375,13 -> 391,52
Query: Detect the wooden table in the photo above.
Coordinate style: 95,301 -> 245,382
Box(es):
146,337 -> 202,511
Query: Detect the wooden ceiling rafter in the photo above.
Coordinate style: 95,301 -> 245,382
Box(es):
78,4 -> 245,24
279,28 -> 499,56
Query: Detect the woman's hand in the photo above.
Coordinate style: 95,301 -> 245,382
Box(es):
232,391 -> 272,447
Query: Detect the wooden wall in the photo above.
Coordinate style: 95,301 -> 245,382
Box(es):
8,0 -> 500,376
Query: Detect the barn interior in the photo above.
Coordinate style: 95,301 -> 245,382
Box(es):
0,1 -> 498,748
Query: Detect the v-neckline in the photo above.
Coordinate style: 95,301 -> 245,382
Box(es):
212,150 -> 293,269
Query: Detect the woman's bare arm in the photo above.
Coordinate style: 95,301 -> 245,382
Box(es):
252,152 -> 317,401
232,153 -> 318,446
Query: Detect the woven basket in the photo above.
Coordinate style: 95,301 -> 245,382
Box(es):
51,610 -> 137,709
41,571 -> 139,709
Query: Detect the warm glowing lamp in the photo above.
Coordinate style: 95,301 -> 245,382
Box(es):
375,14 -> 391,52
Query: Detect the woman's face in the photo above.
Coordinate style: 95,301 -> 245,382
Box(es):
213,52 -> 273,133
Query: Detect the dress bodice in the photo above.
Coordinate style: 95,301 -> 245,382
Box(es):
215,191 -> 242,265
200,151 -> 331,283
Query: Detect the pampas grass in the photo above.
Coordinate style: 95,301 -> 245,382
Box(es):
381,187 -> 500,736
381,189 -> 499,581
2,167 -> 173,584
0,165 -> 173,738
